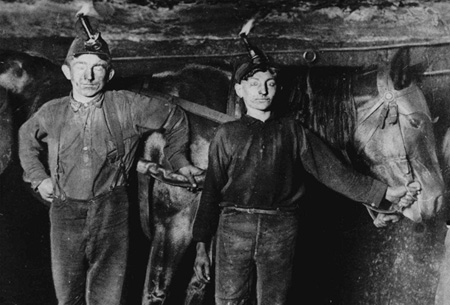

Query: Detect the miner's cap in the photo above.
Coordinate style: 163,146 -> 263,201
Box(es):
234,59 -> 279,84
65,35 -> 111,63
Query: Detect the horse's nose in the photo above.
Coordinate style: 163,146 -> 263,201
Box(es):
420,194 -> 444,220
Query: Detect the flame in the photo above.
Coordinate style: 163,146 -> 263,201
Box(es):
75,0 -> 102,19
239,18 -> 255,36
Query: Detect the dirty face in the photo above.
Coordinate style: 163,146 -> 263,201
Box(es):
62,54 -> 114,102
235,70 -> 277,116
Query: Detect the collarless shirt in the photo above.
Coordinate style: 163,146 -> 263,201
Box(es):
192,114 -> 387,242
19,90 -> 191,200
58,93 -> 109,199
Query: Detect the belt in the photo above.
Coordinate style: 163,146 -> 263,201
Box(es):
222,206 -> 297,215
55,186 -> 127,203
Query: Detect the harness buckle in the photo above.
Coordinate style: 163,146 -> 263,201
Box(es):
405,180 -> 421,198
384,91 -> 394,101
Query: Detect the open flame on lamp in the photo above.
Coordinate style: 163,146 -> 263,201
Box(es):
239,18 -> 255,37
238,18 -> 268,64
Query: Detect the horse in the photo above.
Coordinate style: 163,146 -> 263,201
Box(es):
0,50 -> 71,176
281,47 -> 447,304
107,64 -> 231,305
284,48 -> 444,223
0,48 -> 446,304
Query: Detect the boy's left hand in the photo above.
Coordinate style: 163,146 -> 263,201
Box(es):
178,165 -> 204,192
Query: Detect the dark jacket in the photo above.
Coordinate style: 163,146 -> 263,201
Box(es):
192,114 -> 387,242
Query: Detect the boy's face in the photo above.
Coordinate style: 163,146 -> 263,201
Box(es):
235,70 -> 277,114
62,54 -> 114,100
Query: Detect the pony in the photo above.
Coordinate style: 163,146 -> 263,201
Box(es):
280,47 -> 447,304
284,48 -> 444,222
107,64 -> 231,304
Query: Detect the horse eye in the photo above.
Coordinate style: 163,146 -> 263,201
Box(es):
408,118 -> 421,128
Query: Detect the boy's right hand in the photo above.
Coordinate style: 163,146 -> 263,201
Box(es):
37,178 -> 54,203
194,242 -> 211,284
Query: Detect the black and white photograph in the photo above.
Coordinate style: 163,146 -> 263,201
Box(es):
1,1 -> 450,304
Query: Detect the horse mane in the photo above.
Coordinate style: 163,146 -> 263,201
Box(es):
288,65 -> 360,151
285,48 -> 418,165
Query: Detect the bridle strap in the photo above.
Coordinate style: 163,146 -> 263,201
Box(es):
354,67 -> 417,218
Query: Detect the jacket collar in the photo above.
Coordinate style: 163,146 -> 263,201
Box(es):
70,92 -> 104,112
241,112 -> 279,126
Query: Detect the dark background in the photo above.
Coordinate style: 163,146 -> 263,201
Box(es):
2,1 -> 450,304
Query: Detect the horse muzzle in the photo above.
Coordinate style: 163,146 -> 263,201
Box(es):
403,189 -> 444,222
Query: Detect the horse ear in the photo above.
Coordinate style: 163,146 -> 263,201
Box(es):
390,47 -> 412,90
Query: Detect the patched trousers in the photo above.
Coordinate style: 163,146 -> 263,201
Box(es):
215,208 -> 298,305
49,187 -> 129,305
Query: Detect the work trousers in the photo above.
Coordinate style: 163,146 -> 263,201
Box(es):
215,208 -> 298,305
49,187 -> 129,305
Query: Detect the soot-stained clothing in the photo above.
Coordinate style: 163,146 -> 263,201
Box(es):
19,89 -> 191,305
192,114 -> 387,242
19,90 -> 190,200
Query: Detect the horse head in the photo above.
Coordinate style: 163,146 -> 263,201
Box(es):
0,50 -> 55,175
353,64 -> 444,222
0,50 -> 70,125
292,48 -> 445,222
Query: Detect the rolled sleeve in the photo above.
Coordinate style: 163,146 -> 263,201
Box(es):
363,179 -> 387,208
